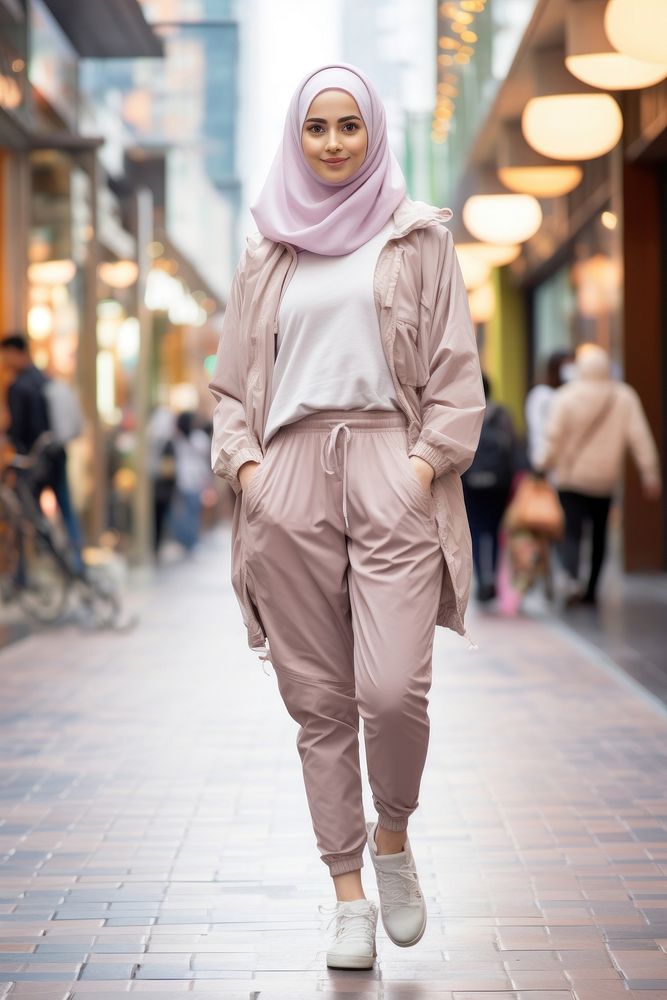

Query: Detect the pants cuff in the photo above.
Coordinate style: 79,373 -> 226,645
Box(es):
376,811 -> 409,832
327,854 -> 365,876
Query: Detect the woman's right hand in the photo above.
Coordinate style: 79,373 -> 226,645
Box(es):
239,460 -> 261,492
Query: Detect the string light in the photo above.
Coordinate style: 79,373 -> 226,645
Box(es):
433,0 -> 488,143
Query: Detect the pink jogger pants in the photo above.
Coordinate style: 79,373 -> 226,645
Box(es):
241,410 -> 443,875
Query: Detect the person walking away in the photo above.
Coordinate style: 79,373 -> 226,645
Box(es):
171,411 -> 210,554
208,63 -> 484,969
0,332 -> 83,564
462,374 -> 517,602
539,343 -> 661,606
147,406 -> 177,556
524,350 -> 574,469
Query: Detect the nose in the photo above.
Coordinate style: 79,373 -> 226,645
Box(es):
325,129 -> 342,151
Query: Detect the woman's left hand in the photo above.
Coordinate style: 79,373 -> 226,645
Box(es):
409,456 -> 435,490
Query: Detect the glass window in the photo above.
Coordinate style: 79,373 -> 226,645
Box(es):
532,210 -> 623,375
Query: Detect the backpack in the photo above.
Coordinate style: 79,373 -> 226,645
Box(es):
464,403 -> 515,490
43,379 -> 84,445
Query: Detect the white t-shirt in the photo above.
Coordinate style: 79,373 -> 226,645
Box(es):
263,219 -> 399,445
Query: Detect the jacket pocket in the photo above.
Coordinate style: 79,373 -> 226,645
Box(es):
230,498 -> 266,649
393,318 -> 429,388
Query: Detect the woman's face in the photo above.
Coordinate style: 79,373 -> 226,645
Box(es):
301,89 -> 368,183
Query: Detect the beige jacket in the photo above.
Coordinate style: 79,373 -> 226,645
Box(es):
542,373 -> 661,496
209,197 -> 485,649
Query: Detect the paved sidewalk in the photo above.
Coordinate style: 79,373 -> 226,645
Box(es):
1,528 -> 667,999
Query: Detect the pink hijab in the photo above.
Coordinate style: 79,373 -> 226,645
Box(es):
250,63 -> 407,256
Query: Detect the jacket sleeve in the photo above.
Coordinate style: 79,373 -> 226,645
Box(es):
625,385 -> 661,488
208,251 -> 264,494
408,226 -> 486,477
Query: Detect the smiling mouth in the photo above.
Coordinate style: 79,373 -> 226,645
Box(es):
322,158 -> 348,164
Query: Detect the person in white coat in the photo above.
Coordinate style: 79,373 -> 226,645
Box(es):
540,344 -> 661,605
524,350 -> 574,470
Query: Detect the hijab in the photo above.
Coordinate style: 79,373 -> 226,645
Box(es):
250,63 -> 407,256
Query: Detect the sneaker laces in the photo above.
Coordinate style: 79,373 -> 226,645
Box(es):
375,864 -> 423,911
318,902 -> 376,945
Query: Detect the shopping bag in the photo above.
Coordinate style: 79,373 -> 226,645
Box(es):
504,473 -> 564,541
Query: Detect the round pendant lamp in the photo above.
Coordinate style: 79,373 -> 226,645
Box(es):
27,259 -> 76,286
98,260 -> 139,289
521,47 -> 623,161
566,0 -> 667,90
497,121 -> 583,197
605,0 -> 667,67
456,242 -> 521,268
463,194 -> 542,246
522,94 -> 622,160
454,244 -> 490,291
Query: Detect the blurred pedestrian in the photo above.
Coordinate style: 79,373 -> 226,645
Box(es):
462,374 -> 517,602
147,405 -> 177,555
209,64 -> 484,967
540,344 -> 661,606
0,332 -> 83,561
524,349 -> 574,469
170,411 -> 211,553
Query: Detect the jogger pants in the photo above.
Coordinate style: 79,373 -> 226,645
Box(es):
240,410 -> 443,875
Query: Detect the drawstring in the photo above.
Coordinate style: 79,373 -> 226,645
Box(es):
321,422 -> 352,532
464,629 -> 479,650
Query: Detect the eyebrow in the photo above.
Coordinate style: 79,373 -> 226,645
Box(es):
304,115 -> 362,124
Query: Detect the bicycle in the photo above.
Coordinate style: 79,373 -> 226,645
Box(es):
0,433 -> 136,631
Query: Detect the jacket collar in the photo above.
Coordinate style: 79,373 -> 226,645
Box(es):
389,196 -> 452,239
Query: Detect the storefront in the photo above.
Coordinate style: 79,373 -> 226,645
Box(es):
0,0 -> 168,560
440,0 -> 666,572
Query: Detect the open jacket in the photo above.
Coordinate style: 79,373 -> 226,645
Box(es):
209,196 -> 485,651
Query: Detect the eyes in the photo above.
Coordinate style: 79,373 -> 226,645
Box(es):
306,122 -> 362,136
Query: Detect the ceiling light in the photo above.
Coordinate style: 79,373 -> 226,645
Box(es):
98,260 -> 139,289
498,165 -> 583,197
566,0 -> 667,90
522,94 -> 622,160
605,0 -> 667,67
454,245 -> 491,290
521,45 -> 623,161
497,121 -> 582,196
27,305 -> 53,340
27,259 -> 76,286
456,242 -> 521,268
463,194 -> 543,245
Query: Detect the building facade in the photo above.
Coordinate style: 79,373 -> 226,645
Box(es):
439,0 -> 666,573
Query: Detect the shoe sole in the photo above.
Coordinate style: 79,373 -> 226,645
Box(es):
365,821 -> 427,950
326,951 -> 376,969
383,907 -> 427,948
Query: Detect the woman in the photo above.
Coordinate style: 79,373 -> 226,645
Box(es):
209,63 -> 484,969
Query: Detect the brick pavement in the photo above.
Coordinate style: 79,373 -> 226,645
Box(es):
1,527 -> 667,999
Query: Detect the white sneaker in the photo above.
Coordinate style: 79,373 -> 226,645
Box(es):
321,898 -> 378,969
366,820 -> 427,947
